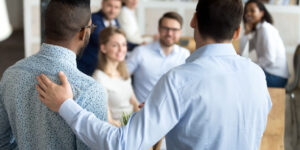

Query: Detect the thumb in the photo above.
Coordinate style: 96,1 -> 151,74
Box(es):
58,71 -> 70,87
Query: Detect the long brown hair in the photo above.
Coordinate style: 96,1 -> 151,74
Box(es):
97,27 -> 129,80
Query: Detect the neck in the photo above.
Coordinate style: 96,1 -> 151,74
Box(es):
126,5 -> 135,10
45,39 -> 78,54
195,37 -> 231,49
103,17 -> 113,22
104,59 -> 120,78
160,42 -> 174,56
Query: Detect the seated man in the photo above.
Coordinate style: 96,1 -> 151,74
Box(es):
0,0 -> 107,149
77,0 -> 122,76
126,12 -> 190,103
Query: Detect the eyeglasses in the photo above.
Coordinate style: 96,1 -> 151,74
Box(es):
160,26 -> 181,32
81,24 -> 97,33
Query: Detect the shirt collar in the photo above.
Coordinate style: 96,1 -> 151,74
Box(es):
103,19 -> 117,27
153,41 -> 179,57
186,43 -> 236,63
39,43 -> 77,67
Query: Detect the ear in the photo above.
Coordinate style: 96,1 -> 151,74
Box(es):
233,25 -> 241,40
79,29 -> 87,41
190,13 -> 197,29
100,44 -> 107,53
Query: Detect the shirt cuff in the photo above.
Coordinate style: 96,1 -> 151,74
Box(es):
59,99 -> 83,125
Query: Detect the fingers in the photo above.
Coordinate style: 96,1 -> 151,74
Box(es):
40,74 -> 54,87
38,94 -> 45,102
36,84 -> 47,98
58,71 -> 70,87
138,102 -> 145,109
36,75 -> 47,90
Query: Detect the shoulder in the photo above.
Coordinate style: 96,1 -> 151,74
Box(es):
71,71 -> 107,114
259,21 -> 277,34
92,12 -> 104,25
93,70 -> 108,80
130,43 -> 151,56
162,63 -> 196,90
2,55 -> 38,79
92,11 -> 102,19
178,45 -> 190,54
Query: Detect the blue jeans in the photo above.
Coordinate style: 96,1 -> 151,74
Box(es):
264,71 -> 288,88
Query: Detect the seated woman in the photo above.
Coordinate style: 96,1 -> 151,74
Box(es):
239,0 -> 289,88
93,27 -> 139,126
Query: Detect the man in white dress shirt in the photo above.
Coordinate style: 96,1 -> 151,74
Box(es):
126,12 -> 190,103
35,0 -> 272,149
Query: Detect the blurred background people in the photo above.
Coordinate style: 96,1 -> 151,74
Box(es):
77,0 -> 122,76
118,0 -> 156,50
126,12 -> 190,103
93,27 -> 139,126
239,0 -> 289,88
0,0 -> 12,41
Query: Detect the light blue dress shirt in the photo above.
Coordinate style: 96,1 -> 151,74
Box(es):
0,43 -> 107,149
57,43 -> 271,150
126,41 -> 190,103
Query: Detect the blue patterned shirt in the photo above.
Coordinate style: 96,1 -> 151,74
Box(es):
0,43 -> 107,150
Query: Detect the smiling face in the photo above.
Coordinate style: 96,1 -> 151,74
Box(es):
159,18 -> 182,47
244,2 -> 264,25
100,33 -> 127,62
102,0 -> 122,20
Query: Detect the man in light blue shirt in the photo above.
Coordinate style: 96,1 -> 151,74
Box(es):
0,0 -> 107,149
126,12 -> 190,103
35,0 -> 272,149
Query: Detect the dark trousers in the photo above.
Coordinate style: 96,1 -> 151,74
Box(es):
264,71 -> 288,88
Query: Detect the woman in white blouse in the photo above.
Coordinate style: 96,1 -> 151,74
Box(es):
240,0 -> 289,88
93,27 -> 139,126
117,0 -> 154,46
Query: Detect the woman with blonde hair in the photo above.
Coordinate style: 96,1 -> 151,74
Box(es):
93,27 -> 139,126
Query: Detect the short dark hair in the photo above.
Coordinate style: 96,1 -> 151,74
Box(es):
243,0 -> 273,25
196,0 -> 243,42
159,12 -> 183,28
45,0 -> 91,42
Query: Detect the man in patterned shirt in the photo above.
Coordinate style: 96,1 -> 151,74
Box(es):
0,0 -> 107,149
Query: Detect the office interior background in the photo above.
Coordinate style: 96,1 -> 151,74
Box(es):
1,0 -> 300,150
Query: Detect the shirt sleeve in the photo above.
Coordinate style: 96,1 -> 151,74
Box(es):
58,73 -> 182,150
126,47 -> 142,74
73,82 -> 108,149
256,27 -> 277,68
239,35 -> 249,56
0,83 -> 17,149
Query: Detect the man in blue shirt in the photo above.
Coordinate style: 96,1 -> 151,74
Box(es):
0,0 -> 107,149
77,0 -> 122,76
35,0 -> 272,149
127,12 -> 190,103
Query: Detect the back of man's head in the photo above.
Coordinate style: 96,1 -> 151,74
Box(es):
45,0 -> 91,42
196,0 -> 243,42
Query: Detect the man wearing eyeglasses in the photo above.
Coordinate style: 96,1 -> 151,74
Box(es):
0,0 -> 107,149
77,0 -> 122,76
126,12 -> 190,104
